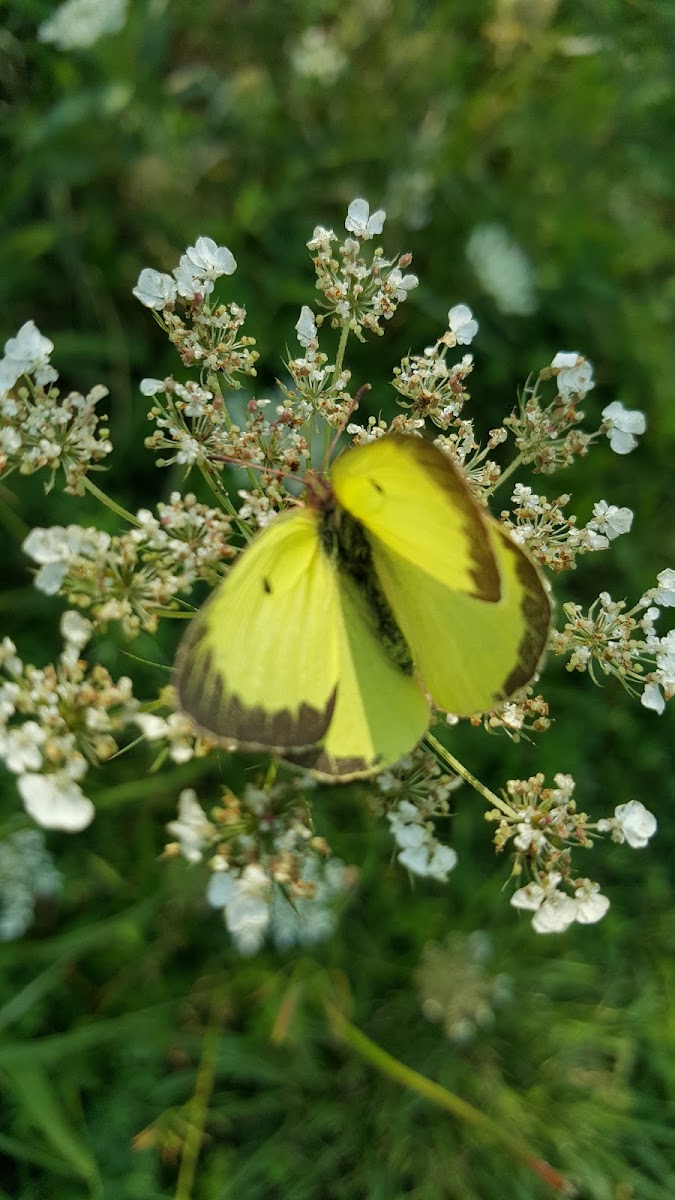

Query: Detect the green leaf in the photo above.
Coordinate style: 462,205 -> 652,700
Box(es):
3,1065 -> 102,1197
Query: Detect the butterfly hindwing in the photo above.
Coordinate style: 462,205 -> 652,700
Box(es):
291,569 -> 430,779
369,521 -> 551,716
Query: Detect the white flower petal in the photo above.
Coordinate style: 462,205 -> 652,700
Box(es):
132,268 -> 177,309
641,681 -> 665,714
18,773 -> 94,831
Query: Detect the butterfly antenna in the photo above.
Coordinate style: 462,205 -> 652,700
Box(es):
207,452 -> 303,492
325,383 -> 371,465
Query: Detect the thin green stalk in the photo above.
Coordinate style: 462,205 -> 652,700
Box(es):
0,492 -> 30,540
425,733 -> 516,819
326,1003 -> 574,1197
197,462 -> 252,536
174,997 -> 221,1200
93,759 -> 215,810
324,321 -> 351,457
81,476 -> 142,527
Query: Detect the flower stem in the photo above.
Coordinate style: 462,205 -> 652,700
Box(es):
325,321 -> 351,457
174,994 -> 221,1200
325,1002 -> 574,1196
197,462 -> 252,537
425,733 -> 516,818
81,476 -> 142,527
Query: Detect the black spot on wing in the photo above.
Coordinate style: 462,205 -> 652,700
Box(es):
262,577 -> 272,594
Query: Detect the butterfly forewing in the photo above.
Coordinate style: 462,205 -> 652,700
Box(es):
330,433 -> 501,602
175,509 -> 340,752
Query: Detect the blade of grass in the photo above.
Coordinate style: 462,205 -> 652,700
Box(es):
4,1064 -> 103,1197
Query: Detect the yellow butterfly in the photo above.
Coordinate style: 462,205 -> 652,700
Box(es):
175,434 -> 551,780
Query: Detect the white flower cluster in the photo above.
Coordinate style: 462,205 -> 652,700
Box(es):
135,709 -> 209,766
282,305 -> 352,424
491,773 -> 657,933
387,800 -> 458,881
0,829 -> 61,941
0,322 -> 112,493
393,342 -> 475,428
307,200 -> 419,341
133,236 -> 237,309
504,353 -> 645,481
551,576 -> 675,713
166,786 -> 354,955
0,615 -> 138,831
38,0 -> 128,50
503,484 -> 633,573
416,932 -> 511,1043
133,237 -> 258,390
466,223 -> 537,317
22,494 -> 234,635
375,749 -> 460,882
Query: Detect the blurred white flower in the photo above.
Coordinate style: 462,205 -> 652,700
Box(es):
573,880 -> 610,924
0,830 -> 61,942
132,268 -> 177,310
600,800 -> 657,849
466,224 -> 536,316
23,525 -> 110,596
398,842 -> 458,882
345,198 -> 386,240
167,789 -> 215,864
652,568 -> 675,607
0,721 -> 46,773
511,871 -> 609,934
388,801 -> 457,882
448,304 -> 478,346
38,0 -> 128,50
208,864 -> 271,955
641,681 -> 665,714
290,26 -> 347,84
531,890 -> 579,934
18,772 -> 94,831
60,610 -> 93,650
601,401 -> 646,455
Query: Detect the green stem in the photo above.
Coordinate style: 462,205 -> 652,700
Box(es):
93,759 -> 215,810
197,462 -> 253,537
324,321 -> 352,457
81,476 -> 142,527
326,1004 -> 573,1196
174,996 -> 221,1200
333,320 -> 350,380
424,733 -> 516,819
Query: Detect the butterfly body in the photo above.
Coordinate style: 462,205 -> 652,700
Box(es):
175,434 -> 551,780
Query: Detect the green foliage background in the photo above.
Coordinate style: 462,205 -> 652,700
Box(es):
1,1 -> 674,1197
